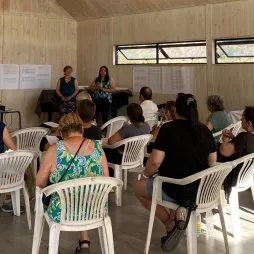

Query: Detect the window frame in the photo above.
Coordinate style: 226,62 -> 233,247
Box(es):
215,38 -> 254,64
115,41 -> 207,65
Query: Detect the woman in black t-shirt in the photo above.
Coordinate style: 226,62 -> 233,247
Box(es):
134,93 -> 216,251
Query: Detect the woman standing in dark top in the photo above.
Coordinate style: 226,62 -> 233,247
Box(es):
89,66 -> 116,125
56,65 -> 79,116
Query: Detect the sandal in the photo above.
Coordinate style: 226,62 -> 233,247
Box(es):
161,213 -> 186,252
76,240 -> 91,254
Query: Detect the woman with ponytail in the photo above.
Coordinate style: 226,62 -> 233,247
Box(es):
134,93 -> 217,252
104,103 -> 150,167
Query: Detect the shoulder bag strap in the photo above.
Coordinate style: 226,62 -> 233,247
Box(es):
58,138 -> 86,183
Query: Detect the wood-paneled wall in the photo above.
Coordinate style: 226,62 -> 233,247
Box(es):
208,0 -> 254,113
77,0 -> 254,122
0,0 -> 77,129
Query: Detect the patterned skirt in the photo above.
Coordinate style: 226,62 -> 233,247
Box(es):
59,101 -> 76,116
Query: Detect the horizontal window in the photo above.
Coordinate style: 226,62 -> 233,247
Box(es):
115,41 -> 207,65
215,38 -> 254,63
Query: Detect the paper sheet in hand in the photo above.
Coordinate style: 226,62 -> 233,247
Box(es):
46,135 -> 59,145
44,122 -> 59,128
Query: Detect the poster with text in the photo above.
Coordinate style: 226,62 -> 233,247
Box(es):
0,64 -> 19,90
20,65 -> 51,89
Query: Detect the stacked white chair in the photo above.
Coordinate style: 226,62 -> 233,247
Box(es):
101,116 -> 128,138
32,177 -> 123,254
0,151 -> 36,229
144,163 -> 232,254
104,134 -> 153,206
11,127 -> 49,176
224,153 -> 254,240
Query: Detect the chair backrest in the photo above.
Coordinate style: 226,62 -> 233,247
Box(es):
0,151 -> 35,188
145,117 -> 158,131
101,116 -> 128,138
230,121 -> 242,137
195,163 -> 232,212
11,127 -> 49,152
232,153 -> 254,189
42,177 -> 123,225
217,121 -> 242,143
121,134 -> 153,169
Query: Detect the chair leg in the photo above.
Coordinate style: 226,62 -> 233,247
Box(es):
11,191 -> 17,216
11,189 -> 20,216
186,211 -> 197,254
23,184 -> 32,230
98,226 -> 108,254
104,217 -> 115,254
229,188 -> 241,240
33,158 -> 37,178
220,189 -> 227,219
32,213 -> 45,254
48,223 -> 61,254
114,166 -> 122,206
144,199 -> 157,254
123,169 -> 128,191
218,202 -> 230,254
251,185 -> 254,203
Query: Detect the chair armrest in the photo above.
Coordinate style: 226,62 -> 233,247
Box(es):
154,162 -> 232,186
100,122 -> 109,131
102,137 -> 134,149
154,176 -> 195,186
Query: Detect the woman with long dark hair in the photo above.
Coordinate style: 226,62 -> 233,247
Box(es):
89,66 -> 116,124
134,93 -> 216,252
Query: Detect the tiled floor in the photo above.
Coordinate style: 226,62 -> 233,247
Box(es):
0,174 -> 253,254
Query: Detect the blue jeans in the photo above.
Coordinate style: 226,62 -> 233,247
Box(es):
146,177 -> 176,203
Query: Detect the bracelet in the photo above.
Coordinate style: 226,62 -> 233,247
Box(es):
142,173 -> 149,179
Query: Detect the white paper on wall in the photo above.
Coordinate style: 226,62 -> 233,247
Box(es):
162,66 -> 194,94
133,67 -> 162,93
148,67 -> 161,94
20,65 -> 51,89
0,64 -> 19,90
133,67 -> 148,92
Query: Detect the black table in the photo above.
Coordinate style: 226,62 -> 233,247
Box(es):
35,88 -> 133,121
0,110 -> 22,129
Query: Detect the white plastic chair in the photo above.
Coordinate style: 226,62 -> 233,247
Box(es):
144,163 -> 233,254
224,153 -> 254,240
32,177 -> 123,254
104,134 -> 153,206
214,121 -> 242,142
101,116 -> 128,138
11,127 -> 49,176
145,117 -> 158,131
0,151 -> 36,229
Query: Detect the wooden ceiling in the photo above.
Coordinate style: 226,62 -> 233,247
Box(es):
56,0 -> 243,21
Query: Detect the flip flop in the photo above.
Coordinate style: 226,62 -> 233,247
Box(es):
161,218 -> 186,252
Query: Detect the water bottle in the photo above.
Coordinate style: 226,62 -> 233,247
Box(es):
206,210 -> 214,236
196,215 -> 201,237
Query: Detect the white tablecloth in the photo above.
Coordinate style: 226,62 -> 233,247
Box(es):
228,110 -> 243,124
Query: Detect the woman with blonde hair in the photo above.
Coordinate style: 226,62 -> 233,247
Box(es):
37,113 -> 109,254
56,66 -> 79,116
